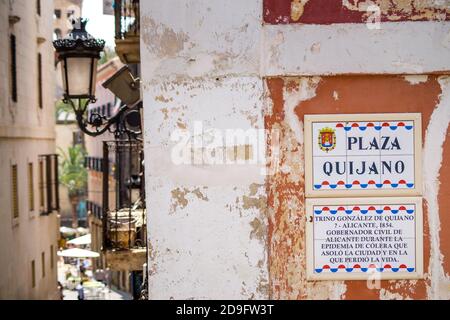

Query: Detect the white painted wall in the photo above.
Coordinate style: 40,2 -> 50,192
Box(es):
422,76 -> 450,300
140,0 -> 268,299
262,22 -> 450,76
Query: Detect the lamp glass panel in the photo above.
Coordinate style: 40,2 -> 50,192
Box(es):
63,57 -> 94,97
90,58 -> 98,97
60,61 -> 68,97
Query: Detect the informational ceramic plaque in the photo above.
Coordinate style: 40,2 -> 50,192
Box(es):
304,113 -> 422,198
306,197 -> 423,281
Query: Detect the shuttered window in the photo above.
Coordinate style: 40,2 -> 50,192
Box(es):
36,0 -> 41,16
28,163 -> 35,212
37,53 -> 43,109
41,252 -> 45,278
39,160 -> 45,210
11,165 -> 19,219
10,34 -> 17,102
50,245 -> 54,270
31,260 -> 36,288
38,155 -> 60,214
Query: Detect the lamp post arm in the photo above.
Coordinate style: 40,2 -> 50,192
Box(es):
69,99 -> 129,137
75,111 -> 111,137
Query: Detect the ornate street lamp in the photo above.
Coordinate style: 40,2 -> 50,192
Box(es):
53,18 -> 140,137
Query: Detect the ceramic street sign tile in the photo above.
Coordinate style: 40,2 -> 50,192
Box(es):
306,197 -> 423,281
304,113 -> 422,198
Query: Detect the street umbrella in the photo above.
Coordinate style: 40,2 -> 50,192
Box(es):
77,227 -> 89,235
67,234 -> 91,246
57,248 -> 100,258
60,226 -> 77,235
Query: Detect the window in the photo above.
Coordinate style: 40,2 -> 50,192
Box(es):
53,29 -> 62,41
31,260 -> 36,288
85,157 -> 108,173
41,252 -> 45,278
54,9 -> 61,19
50,245 -> 54,270
11,165 -> 19,219
122,271 -> 127,288
38,154 -> 60,214
36,0 -> 41,16
28,163 -> 35,212
39,159 -> 45,211
10,34 -> 17,102
73,131 -> 84,146
37,53 -> 43,109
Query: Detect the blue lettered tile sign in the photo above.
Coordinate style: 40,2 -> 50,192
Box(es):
304,113 -> 422,198
305,197 -> 423,281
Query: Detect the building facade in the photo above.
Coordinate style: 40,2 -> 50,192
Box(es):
52,0 -> 81,41
85,57 -> 136,295
53,0 -> 83,227
140,1 -> 450,299
100,0 -> 146,299
0,0 -> 59,299
54,114 -> 82,227
85,57 -> 122,273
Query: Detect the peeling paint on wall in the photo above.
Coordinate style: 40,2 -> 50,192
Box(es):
140,1 -> 261,79
403,75 -> 429,85
290,0 -> 309,21
266,75 -> 450,300
343,0 -> 450,22
266,77 -> 348,299
263,0 -> 450,24
423,76 -> 450,300
170,187 -> 209,214
141,16 -> 189,59
141,0 -> 450,300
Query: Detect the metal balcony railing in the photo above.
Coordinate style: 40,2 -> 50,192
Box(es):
114,0 -> 140,39
102,140 -> 146,251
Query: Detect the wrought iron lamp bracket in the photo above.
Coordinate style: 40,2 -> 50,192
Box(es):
66,98 -> 142,139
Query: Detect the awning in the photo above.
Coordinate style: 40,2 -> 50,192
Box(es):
60,226 -> 77,235
57,248 -> 100,258
67,234 -> 91,245
77,227 -> 89,235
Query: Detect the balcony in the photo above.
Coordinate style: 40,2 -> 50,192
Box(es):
102,140 -> 146,271
114,0 -> 140,64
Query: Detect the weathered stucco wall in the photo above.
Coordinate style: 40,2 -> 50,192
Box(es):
141,0 -> 450,299
263,0 -> 450,24
266,75 -> 450,299
140,1 -> 269,299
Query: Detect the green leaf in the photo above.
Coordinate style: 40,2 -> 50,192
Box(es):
59,145 -> 87,197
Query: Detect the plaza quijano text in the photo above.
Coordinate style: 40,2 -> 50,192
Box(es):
322,136 -> 404,177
